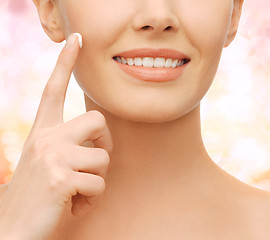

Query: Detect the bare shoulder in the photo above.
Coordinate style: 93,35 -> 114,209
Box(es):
239,184 -> 270,238
244,185 -> 270,214
214,167 -> 270,239
0,183 -> 9,202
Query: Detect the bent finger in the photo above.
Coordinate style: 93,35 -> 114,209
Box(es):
67,146 -> 111,178
59,110 -> 113,153
72,172 -> 106,197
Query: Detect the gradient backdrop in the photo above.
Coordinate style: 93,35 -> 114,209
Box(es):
0,0 -> 270,190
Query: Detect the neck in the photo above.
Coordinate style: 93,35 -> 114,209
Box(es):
84,98 -> 219,204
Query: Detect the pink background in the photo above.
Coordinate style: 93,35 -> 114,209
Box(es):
1,0 -> 270,190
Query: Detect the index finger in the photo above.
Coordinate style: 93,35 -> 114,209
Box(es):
33,33 -> 82,129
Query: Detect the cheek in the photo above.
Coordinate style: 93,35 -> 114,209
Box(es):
172,1 -> 233,110
180,1 -> 233,86
59,1 -> 137,103
180,1 -> 232,57
60,1 -> 134,49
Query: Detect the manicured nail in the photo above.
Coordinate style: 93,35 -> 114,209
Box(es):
74,33 -> 83,48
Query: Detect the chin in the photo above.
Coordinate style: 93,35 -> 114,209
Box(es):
83,82 -> 203,124
103,100 -> 199,123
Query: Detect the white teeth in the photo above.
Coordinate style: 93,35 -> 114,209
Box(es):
177,59 -> 185,67
134,57 -> 143,66
165,59 -> 173,68
127,58 -> 134,66
171,59 -> 178,68
154,58 -> 166,68
115,56 -> 187,68
121,57 -> 127,64
143,57 -> 154,67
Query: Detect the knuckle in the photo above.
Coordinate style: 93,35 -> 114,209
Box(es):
89,110 -> 105,120
107,140 -> 114,154
49,170 -> 69,195
98,149 -> 110,169
93,176 -> 106,195
24,130 -> 62,162
43,151 -> 60,165
28,137 -> 50,158
88,111 -> 107,129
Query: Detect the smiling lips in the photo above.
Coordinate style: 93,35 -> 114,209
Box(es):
113,48 -> 190,82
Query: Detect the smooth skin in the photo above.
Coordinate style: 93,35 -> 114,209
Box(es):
1,0 -> 270,239
0,35 -> 113,239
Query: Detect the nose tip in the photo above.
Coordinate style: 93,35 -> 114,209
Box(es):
132,2 -> 180,34
141,25 -> 173,32
134,17 -> 178,34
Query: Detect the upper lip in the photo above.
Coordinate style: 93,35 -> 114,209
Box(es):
114,48 -> 190,60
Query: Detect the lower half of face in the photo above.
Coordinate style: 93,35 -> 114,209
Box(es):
63,0 -> 233,123
73,52 -> 222,123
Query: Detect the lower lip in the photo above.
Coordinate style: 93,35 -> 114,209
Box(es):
113,60 -> 189,82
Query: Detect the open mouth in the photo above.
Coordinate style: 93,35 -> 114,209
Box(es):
113,56 -> 190,68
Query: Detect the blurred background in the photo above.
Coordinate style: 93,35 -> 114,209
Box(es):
0,0 -> 270,190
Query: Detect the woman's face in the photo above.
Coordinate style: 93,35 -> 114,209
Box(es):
56,0 -> 238,123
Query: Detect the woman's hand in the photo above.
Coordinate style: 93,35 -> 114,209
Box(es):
0,33 -> 113,240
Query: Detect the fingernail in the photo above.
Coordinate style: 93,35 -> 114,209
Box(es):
74,33 -> 83,49
65,34 -> 77,49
